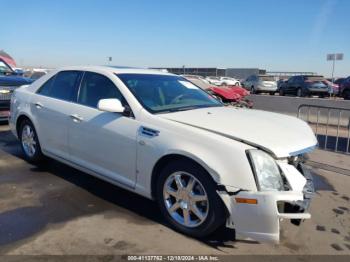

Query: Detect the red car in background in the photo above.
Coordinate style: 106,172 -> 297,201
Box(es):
183,75 -> 253,108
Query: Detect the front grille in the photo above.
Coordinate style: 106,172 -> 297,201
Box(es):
0,92 -> 12,101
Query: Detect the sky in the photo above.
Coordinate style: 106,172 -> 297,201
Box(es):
1,0 -> 349,77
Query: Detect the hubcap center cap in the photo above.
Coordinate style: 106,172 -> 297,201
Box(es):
179,200 -> 189,210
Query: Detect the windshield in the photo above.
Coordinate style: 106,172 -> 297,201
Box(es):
305,76 -> 325,81
0,61 -> 13,75
117,74 -> 222,114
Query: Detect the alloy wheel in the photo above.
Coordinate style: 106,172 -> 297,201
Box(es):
21,124 -> 37,157
297,88 -> 302,97
163,171 -> 209,228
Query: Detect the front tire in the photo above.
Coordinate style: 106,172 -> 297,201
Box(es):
156,160 -> 226,238
19,119 -> 44,163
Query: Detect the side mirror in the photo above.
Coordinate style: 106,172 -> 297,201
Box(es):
97,98 -> 125,113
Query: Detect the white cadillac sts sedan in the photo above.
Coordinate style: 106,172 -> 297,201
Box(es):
9,66 -> 317,243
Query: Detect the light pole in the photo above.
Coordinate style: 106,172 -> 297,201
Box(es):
327,53 -> 343,83
107,56 -> 112,65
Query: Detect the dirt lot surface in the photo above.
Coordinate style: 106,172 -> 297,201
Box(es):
0,123 -> 350,255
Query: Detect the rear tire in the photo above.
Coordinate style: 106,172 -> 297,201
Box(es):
156,159 -> 226,238
269,92 -> 275,96
297,88 -> 302,97
343,90 -> 350,100
279,89 -> 284,96
19,119 -> 44,164
251,86 -> 256,94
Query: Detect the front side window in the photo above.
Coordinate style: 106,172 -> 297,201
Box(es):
117,74 -> 222,114
77,72 -> 124,108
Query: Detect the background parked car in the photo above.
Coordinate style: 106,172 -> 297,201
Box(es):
24,69 -> 50,80
183,75 -> 252,107
0,58 -> 34,121
322,79 -> 339,96
339,76 -> 350,100
219,76 -> 240,86
242,75 -> 277,95
181,74 -> 209,84
334,77 -> 345,87
277,79 -> 288,92
205,76 -> 223,86
279,75 -> 329,98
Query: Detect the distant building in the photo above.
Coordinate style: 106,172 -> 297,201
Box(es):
151,67 -> 317,80
225,68 -> 266,80
151,67 -> 226,77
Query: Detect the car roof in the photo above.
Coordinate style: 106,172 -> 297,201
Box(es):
55,65 -> 174,76
294,75 -> 324,77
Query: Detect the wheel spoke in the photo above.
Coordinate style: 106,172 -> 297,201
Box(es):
183,208 -> 190,226
30,145 -> 35,155
186,177 -> 195,192
191,205 -> 205,221
25,126 -> 31,136
174,174 -> 184,190
169,202 -> 180,213
191,194 -> 207,202
165,186 -> 178,198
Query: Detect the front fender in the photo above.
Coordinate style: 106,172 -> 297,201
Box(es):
134,121 -> 258,199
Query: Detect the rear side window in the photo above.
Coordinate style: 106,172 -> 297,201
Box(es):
37,76 -> 55,96
50,71 -> 82,101
77,72 -> 124,108
37,71 -> 82,101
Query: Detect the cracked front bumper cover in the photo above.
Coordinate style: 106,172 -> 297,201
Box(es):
219,163 -> 314,243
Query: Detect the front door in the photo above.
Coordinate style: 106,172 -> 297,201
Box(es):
68,71 -> 139,188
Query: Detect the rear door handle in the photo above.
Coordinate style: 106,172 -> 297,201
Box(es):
34,102 -> 44,109
70,114 -> 83,122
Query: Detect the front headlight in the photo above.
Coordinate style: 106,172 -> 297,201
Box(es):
247,150 -> 284,191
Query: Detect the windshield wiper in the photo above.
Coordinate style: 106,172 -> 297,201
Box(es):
171,106 -> 201,112
157,105 -> 219,114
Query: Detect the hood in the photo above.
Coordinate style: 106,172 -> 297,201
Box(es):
0,75 -> 34,87
160,107 -> 317,158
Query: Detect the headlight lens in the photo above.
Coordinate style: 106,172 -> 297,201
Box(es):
247,150 -> 284,191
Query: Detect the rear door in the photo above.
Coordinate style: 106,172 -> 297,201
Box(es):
285,77 -> 295,93
31,71 -> 82,159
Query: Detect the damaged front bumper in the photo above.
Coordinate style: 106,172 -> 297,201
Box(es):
218,163 -> 314,243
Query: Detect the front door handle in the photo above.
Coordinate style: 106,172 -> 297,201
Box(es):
70,114 -> 83,122
34,102 -> 44,109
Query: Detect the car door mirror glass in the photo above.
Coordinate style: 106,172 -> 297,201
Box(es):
97,98 -> 125,113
